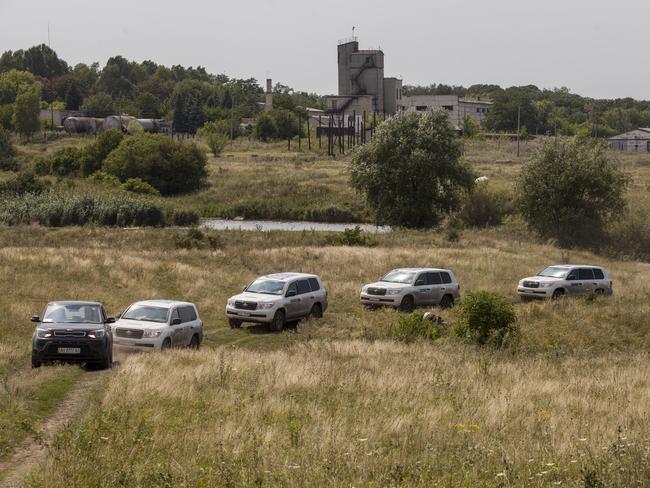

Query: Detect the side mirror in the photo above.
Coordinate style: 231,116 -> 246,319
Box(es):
286,290 -> 297,298
30,315 -> 41,323
105,317 -> 116,324
171,318 -> 182,326
567,275 -> 577,281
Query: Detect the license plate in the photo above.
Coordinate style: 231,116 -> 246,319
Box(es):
240,312 -> 250,317
58,347 -> 80,354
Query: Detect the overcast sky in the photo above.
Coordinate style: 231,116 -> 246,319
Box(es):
0,0 -> 647,99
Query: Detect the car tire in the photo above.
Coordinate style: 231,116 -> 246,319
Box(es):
99,352 -> 112,370
228,318 -> 242,329
31,353 -> 41,369
161,338 -> 172,350
594,289 -> 605,296
310,303 -> 323,319
189,334 -> 200,350
399,295 -> 415,313
552,289 -> 565,300
270,310 -> 285,332
440,294 -> 454,309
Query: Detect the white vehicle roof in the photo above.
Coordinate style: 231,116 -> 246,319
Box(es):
546,264 -> 605,269
258,272 -> 320,282
391,268 -> 453,273
129,299 -> 196,309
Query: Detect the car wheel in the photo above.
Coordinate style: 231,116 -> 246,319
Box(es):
310,303 -> 323,319
99,352 -> 112,370
189,334 -> 200,350
270,310 -> 285,332
552,289 -> 565,300
228,318 -> 242,329
399,295 -> 415,313
440,294 -> 454,309
161,338 -> 172,350
31,353 -> 41,369
594,289 -> 605,296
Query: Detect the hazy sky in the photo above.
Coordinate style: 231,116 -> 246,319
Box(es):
1,0 -> 647,99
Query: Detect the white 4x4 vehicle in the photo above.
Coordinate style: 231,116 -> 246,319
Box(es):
226,273 -> 328,331
360,268 -> 460,312
517,265 -> 613,301
111,300 -> 203,351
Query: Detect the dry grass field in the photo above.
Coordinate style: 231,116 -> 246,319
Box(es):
1,137 -> 650,486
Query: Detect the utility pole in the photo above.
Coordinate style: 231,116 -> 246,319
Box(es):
230,93 -> 235,145
516,104 -> 521,158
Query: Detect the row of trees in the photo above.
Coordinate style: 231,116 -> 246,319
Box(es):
404,83 -> 650,137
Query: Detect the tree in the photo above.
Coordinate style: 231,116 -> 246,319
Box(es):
272,109 -> 301,139
12,85 -> 41,139
82,92 -> 115,117
485,86 -> 541,133
81,129 -> 124,176
133,91 -> 161,118
350,110 -> 475,228
171,80 -> 208,134
517,137 -> 628,246
64,82 -> 83,110
254,113 -> 277,141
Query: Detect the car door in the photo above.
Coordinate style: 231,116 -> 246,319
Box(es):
439,272 -> 457,299
565,269 -> 585,296
427,272 -> 444,304
578,268 -> 596,295
592,268 -> 608,292
296,279 -> 313,316
178,306 -> 196,346
308,277 -> 325,308
169,308 -> 185,346
284,282 -> 302,319
413,273 -> 433,306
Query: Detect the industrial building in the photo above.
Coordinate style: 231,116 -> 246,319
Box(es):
607,129 -> 650,152
400,94 -> 492,128
325,38 -> 402,119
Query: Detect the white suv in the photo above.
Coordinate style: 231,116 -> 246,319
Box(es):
226,273 -> 328,331
360,268 -> 461,312
111,300 -> 203,351
517,265 -> 613,301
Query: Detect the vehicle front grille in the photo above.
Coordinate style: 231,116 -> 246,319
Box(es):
53,330 -> 86,337
523,281 -> 540,289
235,301 -> 257,310
367,287 -> 387,296
115,328 -> 144,339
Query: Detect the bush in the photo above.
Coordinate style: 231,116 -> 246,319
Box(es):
204,132 -> 228,157
33,158 -> 50,176
454,291 -> 517,347
0,191 -> 165,227
328,226 -> 376,247
174,228 -> 222,250
171,209 -> 200,227
80,129 -> 124,176
0,172 -> 49,195
87,171 -> 120,185
0,128 -> 16,168
459,185 -> 513,227
350,110 -> 475,228
122,178 -> 160,196
50,147 -> 82,177
103,133 -> 208,195
388,312 -> 445,343
517,138 -> 628,246
254,113 -> 278,142
304,206 -> 357,223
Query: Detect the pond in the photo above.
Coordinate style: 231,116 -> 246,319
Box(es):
201,219 -> 391,233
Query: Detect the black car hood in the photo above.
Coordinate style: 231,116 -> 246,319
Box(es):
37,322 -> 102,331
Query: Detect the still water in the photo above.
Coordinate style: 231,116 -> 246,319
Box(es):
201,219 -> 391,233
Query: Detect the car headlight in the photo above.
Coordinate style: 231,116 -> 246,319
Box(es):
386,289 -> 402,295
88,329 -> 105,339
258,302 -> 275,310
227,299 -> 236,307
36,329 -> 52,338
143,329 -> 162,338
539,282 -> 553,288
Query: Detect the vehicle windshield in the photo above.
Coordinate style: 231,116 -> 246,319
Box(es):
246,279 -> 285,295
121,305 -> 169,323
537,266 -> 569,278
380,270 -> 416,284
42,304 -> 102,324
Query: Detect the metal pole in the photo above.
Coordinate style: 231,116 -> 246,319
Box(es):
516,104 -> 521,158
307,114 -> 311,150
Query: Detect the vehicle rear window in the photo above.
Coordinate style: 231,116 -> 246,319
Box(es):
296,280 -> 311,295
578,268 -> 595,280
440,272 -> 452,284
593,269 -> 605,280
427,272 -> 442,285
179,306 -> 197,323
308,278 -> 320,291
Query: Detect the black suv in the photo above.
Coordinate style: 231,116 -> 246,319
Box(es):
31,301 -> 114,369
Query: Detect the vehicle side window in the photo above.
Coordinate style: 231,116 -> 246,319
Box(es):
414,274 -> 426,286
101,307 -> 107,321
179,306 -> 197,323
440,272 -> 452,284
170,308 -> 180,322
297,280 -> 311,295
578,268 -> 595,280
286,282 -> 298,296
308,278 -> 320,291
566,270 -> 578,280
428,272 -> 442,285
593,269 -> 605,280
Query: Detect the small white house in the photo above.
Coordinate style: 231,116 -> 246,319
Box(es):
607,128 -> 650,152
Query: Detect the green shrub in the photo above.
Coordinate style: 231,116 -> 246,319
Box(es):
0,128 -> 16,169
455,291 -> 517,347
50,147 -> 82,176
87,171 -> 120,185
328,226 -> 376,247
0,172 -> 49,195
174,228 -> 222,250
171,209 -> 200,227
33,158 -> 50,176
459,185 -> 513,227
103,133 -> 208,195
388,312 -> 445,343
254,113 -> 278,141
305,206 -> 357,223
0,191 -> 165,227
122,178 -> 160,196
204,132 -> 229,157
81,129 -> 124,176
